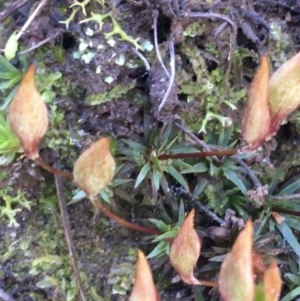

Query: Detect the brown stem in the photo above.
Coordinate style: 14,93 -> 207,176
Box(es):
158,149 -> 238,160
271,208 -> 300,217
35,156 -> 158,234
90,197 -> 160,235
198,280 -> 218,287
34,157 -> 73,179
54,160 -> 87,301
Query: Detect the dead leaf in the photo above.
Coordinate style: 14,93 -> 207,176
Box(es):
264,260 -> 282,301
73,137 -> 115,198
129,250 -> 160,301
242,56 -> 271,151
271,211 -> 285,225
8,64 -> 49,159
169,209 -> 201,285
252,252 -> 266,281
219,220 -> 255,301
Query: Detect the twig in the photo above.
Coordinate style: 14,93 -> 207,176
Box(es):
268,194 -> 300,200
196,280 -> 218,287
158,149 -> 238,160
174,122 -> 212,151
0,0 -> 31,22
152,9 -> 170,78
54,161 -> 87,301
16,0 -> 48,40
270,208 -> 300,216
18,33 -> 61,55
158,37 -> 176,112
235,157 -> 262,188
0,288 -> 16,301
34,157 -> 73,179
90,197 -> 160,234
131,47 -> 150,71
191,198 -> 226,226
174,121 -> 221,163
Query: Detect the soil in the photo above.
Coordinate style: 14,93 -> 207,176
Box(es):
1,0 -> 300,300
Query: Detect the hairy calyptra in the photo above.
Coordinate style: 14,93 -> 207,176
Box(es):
242,56 -> 271,152
268,51 -> 300,136
8,64 -> 49,159
169,209 -> 201,285
263,261 -> 282,301
242,51 -> 300,152
129,250 -> 160,301
219,220 -> 254,301
73,137 -> 115,199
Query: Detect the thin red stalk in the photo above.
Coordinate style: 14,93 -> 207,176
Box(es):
272,208 -> 300,217
197,280 -> 218,287
34,157 -> 73,179
90,198 -> 160,235
158,149 -> 238,160
35,156 -> 159,234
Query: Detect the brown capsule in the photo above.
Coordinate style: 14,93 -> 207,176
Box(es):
169,209 -> 201,285
73,137 -> 115,199
8,64 -> 49,159
242,56 -> 271,151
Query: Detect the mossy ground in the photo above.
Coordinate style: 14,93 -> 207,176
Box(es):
1,0 -> 300,300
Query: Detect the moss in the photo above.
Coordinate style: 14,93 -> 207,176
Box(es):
178,39 -> 247,134
269,21 -> 294,68
0,185 -> 109,300
86,82 -> 136,105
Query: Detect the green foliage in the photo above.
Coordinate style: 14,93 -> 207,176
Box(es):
192,127 -> 251,216
0,54 -> 23,109
53,45 -> 66,63
281,259 -> 300,301
0,113 -> 22,164
35,64 -> 67,103
118,121 -> 201,204
4,31 -> 19,61
147,200 -> 185,259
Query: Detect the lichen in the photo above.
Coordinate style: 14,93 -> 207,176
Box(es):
0,189 -> 30,227
61,0 -> 143,50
